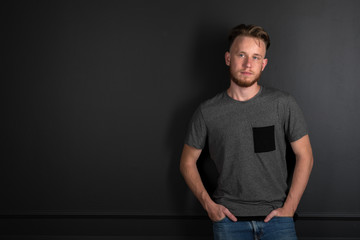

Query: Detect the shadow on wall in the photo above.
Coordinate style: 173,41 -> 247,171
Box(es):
166,23 -> 229,217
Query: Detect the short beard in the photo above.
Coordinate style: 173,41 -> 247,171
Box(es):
229,69 -> 261,88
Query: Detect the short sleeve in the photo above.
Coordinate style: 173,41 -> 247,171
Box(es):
184,106 -> 207,149
284,95 -> 308,142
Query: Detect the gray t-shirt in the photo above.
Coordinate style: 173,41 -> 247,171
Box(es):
185,86 -> 308,216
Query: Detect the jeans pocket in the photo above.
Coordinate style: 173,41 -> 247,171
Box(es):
213,216 -> 228,223
272,216 -> 294,223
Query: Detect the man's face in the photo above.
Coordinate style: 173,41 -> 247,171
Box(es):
225,36 -> 268,88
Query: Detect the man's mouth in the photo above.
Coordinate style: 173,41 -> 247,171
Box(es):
241,71 -> 253,75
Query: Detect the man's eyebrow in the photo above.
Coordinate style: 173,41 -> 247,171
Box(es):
236,51 -> 263,56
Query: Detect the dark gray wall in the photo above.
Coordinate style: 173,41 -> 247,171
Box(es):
2,0 -> 360,238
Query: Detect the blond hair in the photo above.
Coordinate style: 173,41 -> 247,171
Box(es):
228,24 -> 270,50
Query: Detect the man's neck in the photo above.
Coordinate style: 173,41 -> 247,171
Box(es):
227,82 -> 261,102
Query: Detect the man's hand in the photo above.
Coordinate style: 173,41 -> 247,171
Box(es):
264,207 -> 294,222
205,201 -> 238,222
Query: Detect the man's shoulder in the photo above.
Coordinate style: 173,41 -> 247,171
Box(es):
199,91 -> 228,109
262,86 -> 290,97
261,86 -> 294,103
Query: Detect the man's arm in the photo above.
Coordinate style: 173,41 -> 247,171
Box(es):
264,134 -> 314,222
179,144 -> 237,222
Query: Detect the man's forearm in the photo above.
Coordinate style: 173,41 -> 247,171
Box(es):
180,160 -> 213,209
283,150 -> 314,214
265,135 -> 314,222
180,159 -> 237,222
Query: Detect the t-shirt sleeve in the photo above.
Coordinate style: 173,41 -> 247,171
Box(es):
184,106 -> 207,149
284,95 -> 308,142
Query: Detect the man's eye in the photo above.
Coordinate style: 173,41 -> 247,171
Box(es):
253,56 -> 261,60
239,54 -> 245,57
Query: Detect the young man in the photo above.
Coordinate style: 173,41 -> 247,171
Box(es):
180,24 -> 313,240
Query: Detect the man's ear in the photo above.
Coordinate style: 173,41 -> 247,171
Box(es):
261,58 -> 268,71
225,51 -> 230,66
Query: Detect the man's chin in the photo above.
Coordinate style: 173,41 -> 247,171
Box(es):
231,78 -> 258,88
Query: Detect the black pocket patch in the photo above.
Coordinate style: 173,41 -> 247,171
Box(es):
252,125 -> 275,153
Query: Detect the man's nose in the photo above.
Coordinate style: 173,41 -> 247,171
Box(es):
243,57 -> 252,68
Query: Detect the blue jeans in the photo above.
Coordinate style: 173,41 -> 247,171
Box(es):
213,216 -> 297,240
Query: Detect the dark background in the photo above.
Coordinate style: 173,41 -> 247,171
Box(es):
2,0 -> 360,238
